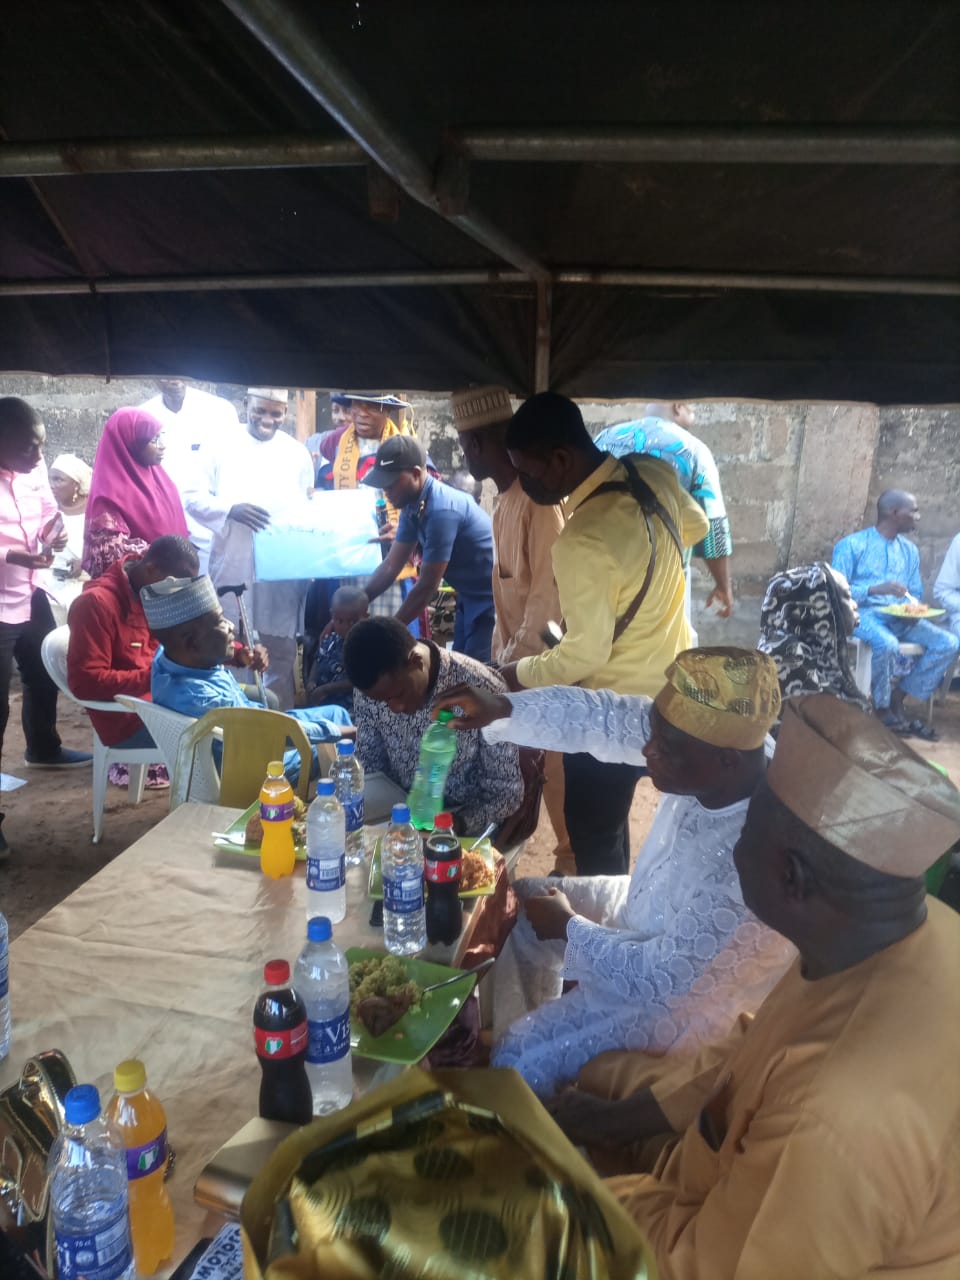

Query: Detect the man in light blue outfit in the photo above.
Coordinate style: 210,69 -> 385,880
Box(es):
141,574 -> 353,782
832,489 -> 958,738
594,401 -> 734,618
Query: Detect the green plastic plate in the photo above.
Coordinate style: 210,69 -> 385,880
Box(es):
367,836 -> 495,901
346,947 -> 477,1064
212,799 -> 307,861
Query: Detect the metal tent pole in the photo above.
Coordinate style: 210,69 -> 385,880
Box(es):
219,0 -> 550,282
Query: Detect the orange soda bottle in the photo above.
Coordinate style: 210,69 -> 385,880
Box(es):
104,1059 -> 175,1275
260,760 -> 296,878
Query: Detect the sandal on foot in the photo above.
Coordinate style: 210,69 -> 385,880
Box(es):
880,713 -> 912,736
905,719 -> 940,742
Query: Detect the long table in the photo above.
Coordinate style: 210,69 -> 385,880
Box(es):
0,802 -> 496,1275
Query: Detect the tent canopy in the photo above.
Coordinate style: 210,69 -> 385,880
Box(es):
2,0 -> 958,401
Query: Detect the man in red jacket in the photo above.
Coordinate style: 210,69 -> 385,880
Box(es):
67,535 -> 201,752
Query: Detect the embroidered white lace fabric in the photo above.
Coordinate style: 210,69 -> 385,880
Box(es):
483,684 -> 653,765
485,685 -> 794,1097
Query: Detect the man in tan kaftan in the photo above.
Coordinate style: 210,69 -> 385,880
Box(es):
548,693 -> 960,1279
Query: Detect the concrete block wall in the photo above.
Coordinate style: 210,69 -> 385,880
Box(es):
1,374 -> 957,651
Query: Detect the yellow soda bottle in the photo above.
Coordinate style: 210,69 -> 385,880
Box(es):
104,1059 -> 175,1275
260,760 -> 296,877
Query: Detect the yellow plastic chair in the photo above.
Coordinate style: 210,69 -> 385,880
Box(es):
172,706 -> 325,810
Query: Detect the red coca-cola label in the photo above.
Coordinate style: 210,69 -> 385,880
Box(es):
424,857 -> 462,885
254,1020 -> 308,1059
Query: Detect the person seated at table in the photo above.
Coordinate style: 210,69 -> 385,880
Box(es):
546,695 -> 960,1280
67,534 -> 201,789
304,585 -> 368,714
343,616 -> 523,837
832,489 -> 958,739
432,647 -> 794,1097
141,574 -> 354,781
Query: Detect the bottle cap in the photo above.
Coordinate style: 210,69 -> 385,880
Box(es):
264,959 -> 290,985
266,760 -> 284,777
336,740 -> 356,755
391,803 -> 411,823
64,1084 -> 100,1126
316,779 -> 335,796
113,1059 -> 147,1093
307,916 -> 332,942
437,710 -> 455,725
434,812 -> 454,830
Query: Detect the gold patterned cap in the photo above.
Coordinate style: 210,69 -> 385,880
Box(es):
767,694 -> 960,875
654,647 -> 782,750
451,385 -> 514,432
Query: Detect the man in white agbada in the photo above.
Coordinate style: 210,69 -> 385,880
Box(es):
138,377 -> 241,574
184,388 -> 313,709
433,647 -> 795,1098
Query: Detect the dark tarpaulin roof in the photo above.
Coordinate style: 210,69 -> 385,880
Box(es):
1,0 -> 958,401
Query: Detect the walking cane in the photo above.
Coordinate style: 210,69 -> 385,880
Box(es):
217,583 -> 266,706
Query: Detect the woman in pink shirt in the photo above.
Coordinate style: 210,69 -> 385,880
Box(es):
0,398 -> 92,857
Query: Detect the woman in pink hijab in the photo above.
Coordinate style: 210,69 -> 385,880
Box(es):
82,408 -> 189,578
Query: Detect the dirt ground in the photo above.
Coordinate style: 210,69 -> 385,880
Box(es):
2,682 -> 958,941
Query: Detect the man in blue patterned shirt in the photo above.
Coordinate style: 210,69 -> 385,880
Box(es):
832,489 -> 958,738
594,402 -> 733,618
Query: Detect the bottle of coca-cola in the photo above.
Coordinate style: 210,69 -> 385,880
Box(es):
424,812 -> 463,945
253,959 -> 312,1124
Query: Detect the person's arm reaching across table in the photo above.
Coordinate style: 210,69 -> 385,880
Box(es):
432,683 -> 652,766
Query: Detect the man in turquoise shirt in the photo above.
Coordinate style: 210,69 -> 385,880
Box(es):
832,489 -> 957,737
142,575 -> 353,781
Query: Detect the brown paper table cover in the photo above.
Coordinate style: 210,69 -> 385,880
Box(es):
0,802 -> 505,1277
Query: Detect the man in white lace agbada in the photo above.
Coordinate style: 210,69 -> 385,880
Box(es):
434,647 -> 795,1097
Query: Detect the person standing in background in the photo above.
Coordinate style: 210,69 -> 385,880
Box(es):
330,393 -> 417,617
184,388 -> 313,709
934,530 -> 960,648
0,398 -> 92,857
82,408 -> 189,579
45,453 -> 92,624
139,378 -> 240,574
595,401 -> 734,621
359,436 -> 496,662
452,384 -> 573,873
501,392 -> 707,876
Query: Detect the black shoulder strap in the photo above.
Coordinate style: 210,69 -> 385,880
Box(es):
577,455 -> 685,641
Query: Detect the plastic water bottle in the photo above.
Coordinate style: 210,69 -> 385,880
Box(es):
104,1060 -> 175,1276
294,917 -> 353,1115
259,760 -> 296,878
408,711 -> 458,830
306,780 -> 346,923
0,911 -> 10,1060
48,1084 -> 136,1280
329,740 -> 365,866
381,804 -> 427,956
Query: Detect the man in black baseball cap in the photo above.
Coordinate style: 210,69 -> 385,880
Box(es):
358,435 -> 496,661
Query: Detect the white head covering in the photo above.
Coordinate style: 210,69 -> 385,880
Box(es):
50,453 -> 93,496
451,386 -> 514,433
140,575 -> 220,631
768,694 -> 960,875
247,387 -> 289,403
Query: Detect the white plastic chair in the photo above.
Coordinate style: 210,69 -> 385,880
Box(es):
112,696 -> 220,810
40,625 -> 165,843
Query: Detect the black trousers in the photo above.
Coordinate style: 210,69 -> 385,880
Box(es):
0,589 -> 61,773
562,751 -> 646,876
